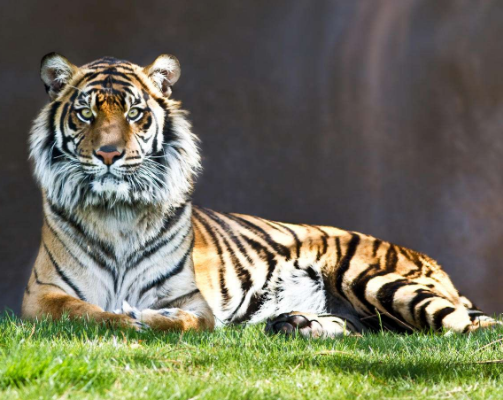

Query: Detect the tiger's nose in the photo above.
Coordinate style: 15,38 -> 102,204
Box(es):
95,146 -> 124,166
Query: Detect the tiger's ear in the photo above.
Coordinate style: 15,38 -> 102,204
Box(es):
40,53 -> 78,100
143,54 -> 181,97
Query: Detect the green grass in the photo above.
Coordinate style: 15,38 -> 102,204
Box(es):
1,315 -> 503,399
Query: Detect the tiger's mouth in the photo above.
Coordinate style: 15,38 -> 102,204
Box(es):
84,158 -> 165,201
79,160 -> 142,178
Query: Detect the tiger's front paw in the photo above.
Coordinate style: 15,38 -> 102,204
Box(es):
113,301 -> 148,331
266,312 -> 322,338
265,311 -> 353,339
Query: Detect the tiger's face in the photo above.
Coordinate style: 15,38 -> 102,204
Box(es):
30,54 -> 200,211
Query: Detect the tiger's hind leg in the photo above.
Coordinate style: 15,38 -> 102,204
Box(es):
355,272 -> 499,333
265,312 -> 363,338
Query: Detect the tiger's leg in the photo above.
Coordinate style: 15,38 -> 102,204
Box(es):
22,286 -> 143,330
362,272 -> 498,333
265,312 -> 363,338
118,291 -> 215,332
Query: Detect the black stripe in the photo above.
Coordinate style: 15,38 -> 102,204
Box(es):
201,208 -> 254,264
335,237 -> 342,263
408,289 -> 437,323
161,106 -> 175,143
133,134 -> 146,154
305,266 -> 322,289
73,68 -> 162,104
310,226 -> 328,261
242,236 -> 277,284
376,279 -> 410,316
152,289 -> 201,309
467,310 -> 485,322
227,295 -> 249,322
351,265 -> 385,314
44,101 -> 64,163
43,242 -> 86,301
225,213 -> 291,260
122,211 -> 192,294
67,113 -> 79,133
398,247 -> 421,277
231,236 -> 279,323
138,241 -> 192,298
192,210 -> 231,309
46,201 -> 117,265
59,103 -> 73,155
45,203 -> 117,299
122,226 -> 193,297
372,239 -> 382,257
142,114 -> 154,140
417,299 -> 434,329
86,78 -> 135,89
44,216 -> 104,274
130,221 -> 192,274
149,106 -> 161,153
404,248 -> 425,271
335,233 -> 360,300
385,244 -> 398,271
232,292 -> 268,324
136,132 -> 152,144
219,234 -> 253,315
274,221 -> 302,258
88,57 -> 130,66
125,205 -> 189,267
33,268 -> 66,293
81,69 -> 133,83
432,307 -> 456,330
205,212 -> 253,289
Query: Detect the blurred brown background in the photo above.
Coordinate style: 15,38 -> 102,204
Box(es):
1,0 -> 503,315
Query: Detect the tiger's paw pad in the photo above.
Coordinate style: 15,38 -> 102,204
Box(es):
265,313 -> 325,338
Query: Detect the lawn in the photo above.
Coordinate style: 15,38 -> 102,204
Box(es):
1,315 -> 503,399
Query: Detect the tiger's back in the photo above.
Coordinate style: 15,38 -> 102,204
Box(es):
193,206 -> 490,333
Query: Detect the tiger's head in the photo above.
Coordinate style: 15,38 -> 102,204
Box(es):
30,53 -> 200,212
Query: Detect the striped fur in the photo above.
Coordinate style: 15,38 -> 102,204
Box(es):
193,208 -> 497,335
23,54 -> 212,331
23,54 -> 498,336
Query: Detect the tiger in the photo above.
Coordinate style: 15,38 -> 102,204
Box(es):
22,52 -> 499,338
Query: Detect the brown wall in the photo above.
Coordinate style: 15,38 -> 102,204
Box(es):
2,0 -> 503,314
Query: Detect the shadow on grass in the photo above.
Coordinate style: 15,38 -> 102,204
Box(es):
314,356 -> 503,383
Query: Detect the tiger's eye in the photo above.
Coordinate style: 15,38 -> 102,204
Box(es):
79,108 -> 93,120
127,108 -> 141,120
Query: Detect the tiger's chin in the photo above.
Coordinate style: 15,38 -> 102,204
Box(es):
87,176 -> 158,207
91,175 -> 131,199
42,166 -> 180,214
